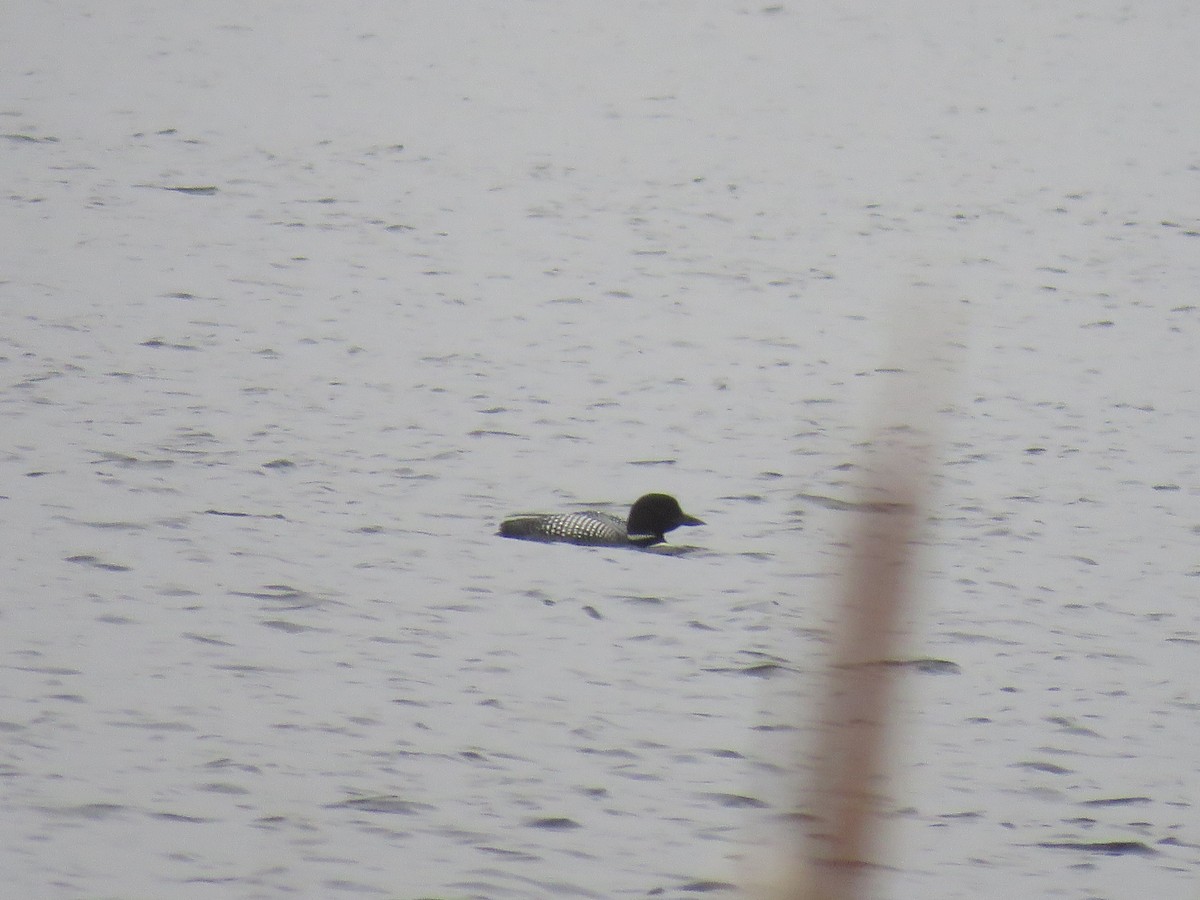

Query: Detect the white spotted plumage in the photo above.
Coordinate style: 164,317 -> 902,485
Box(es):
524,511 -> 626,543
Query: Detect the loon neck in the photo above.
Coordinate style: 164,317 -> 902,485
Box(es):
627,532 -> 664,547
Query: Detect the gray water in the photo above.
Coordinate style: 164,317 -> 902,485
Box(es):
3,3 -> 1199,898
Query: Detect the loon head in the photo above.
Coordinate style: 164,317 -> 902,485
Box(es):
626,493 -> 705,545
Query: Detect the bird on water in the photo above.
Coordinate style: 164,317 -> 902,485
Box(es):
498,493 -> 705,547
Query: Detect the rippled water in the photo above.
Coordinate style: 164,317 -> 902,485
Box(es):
3,3 -> 1199,898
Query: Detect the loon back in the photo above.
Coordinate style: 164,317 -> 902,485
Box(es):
498,493 -> 705,547
499,510 -> 629,545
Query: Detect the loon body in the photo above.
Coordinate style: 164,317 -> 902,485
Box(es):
498,493 -> 704,547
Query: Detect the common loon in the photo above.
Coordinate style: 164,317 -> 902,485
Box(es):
498,493 -> 705,547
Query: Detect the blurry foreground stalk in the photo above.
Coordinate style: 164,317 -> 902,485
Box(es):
764,293 -> 956,900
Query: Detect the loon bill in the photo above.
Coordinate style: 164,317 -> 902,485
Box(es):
498,493 -> 705,547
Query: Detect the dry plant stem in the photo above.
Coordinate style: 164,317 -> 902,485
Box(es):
757,479 -> 923,900
803,484 -> 920,900
769,295 -> 955,900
